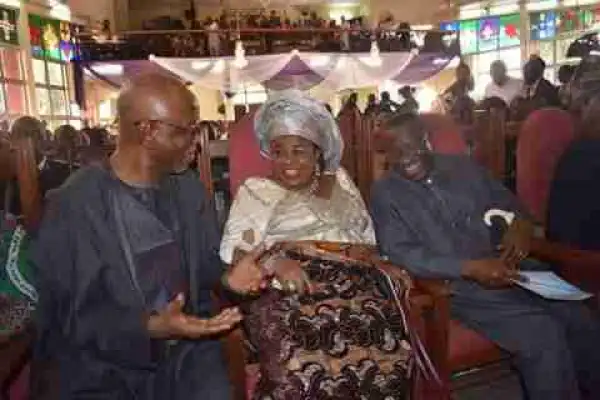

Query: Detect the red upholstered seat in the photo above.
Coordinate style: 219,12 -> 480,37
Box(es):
448,321 -> 503,372
517,108 -> 575,224
227,110 -> 271,197
420,113 -> 469,155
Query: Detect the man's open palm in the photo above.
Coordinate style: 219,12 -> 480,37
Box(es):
147,294 -> 242,339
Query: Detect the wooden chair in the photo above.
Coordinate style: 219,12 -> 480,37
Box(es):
0,132 -> 42,400
198,115 -> 451,399
337,108 -> 362,183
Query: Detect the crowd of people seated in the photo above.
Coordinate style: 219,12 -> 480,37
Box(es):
80,10 -> 451,60
0,121 -> 114,215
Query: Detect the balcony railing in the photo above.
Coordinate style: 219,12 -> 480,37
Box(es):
77,28 -> 459,62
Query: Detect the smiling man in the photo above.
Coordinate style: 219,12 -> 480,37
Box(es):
32,75 -> 265,400
370,112 -> 600,400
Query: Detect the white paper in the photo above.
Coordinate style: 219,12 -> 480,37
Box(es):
512,271 -> 594,301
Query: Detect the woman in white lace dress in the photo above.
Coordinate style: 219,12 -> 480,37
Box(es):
220,90 -> 375,271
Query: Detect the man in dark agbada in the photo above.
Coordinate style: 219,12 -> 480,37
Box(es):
370,113 -> 600,400
31,75 -> 264,399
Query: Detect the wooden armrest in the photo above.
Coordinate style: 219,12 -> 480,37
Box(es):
414,279 -> 451,299
412,279 -> 452,386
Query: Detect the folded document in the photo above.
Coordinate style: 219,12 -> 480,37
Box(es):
512,271 -> 594,301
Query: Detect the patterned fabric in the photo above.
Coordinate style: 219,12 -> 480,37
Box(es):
0,215 -> 36,335
246,247 -> 414,400
254,90 -> 343,174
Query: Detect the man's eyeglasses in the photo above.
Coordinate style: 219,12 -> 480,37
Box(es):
134,119 -> 196,134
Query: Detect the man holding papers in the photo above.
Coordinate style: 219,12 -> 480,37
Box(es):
370,113 -> 600,400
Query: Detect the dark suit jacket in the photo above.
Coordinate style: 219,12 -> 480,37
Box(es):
531,78 -> 561,107
31,167 -> 225,399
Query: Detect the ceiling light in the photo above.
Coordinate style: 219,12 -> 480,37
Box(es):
92,63 -> 124,76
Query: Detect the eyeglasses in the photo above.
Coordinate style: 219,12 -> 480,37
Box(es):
134,119 -> 195,134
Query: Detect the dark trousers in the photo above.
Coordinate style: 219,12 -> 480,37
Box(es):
154,340 -> 231,400
450,275 -> 600,400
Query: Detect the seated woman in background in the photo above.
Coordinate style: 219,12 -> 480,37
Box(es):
220,91 -> 419,399
220,90 -> 375,265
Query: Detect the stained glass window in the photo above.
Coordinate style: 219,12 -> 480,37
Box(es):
29,14 -> 78,124
530,11 -> 557,40
478,17 -> 500,52
499,14 -> 521,48
556,9 -> 579,33
440,21 -> 459,32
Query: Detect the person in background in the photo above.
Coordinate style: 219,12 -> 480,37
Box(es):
437,62 -> 476,124
340,16 -> 350,51
484,60 -> 523,106
31,75 -> 266,399
268,10 -> 280,27
444,62 -> 475,101
80,127 -> 111,167
43,124 -> 80,190
557,64 -> 576,107
364,93 -> 378,116
522,56 -> 560,107
380,91 -> 399,113
339,92 -> 358,115
397,86 -> 419,115
207,17 -> 220,56
370,112 -> 600,400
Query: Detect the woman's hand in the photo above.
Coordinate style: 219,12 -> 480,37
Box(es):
272,258 -> 311,294
147,294 -> 242,339
225,245 -> 267,294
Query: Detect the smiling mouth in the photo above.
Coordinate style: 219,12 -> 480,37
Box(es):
282,169 -> 301,178
403,160 -> 422,174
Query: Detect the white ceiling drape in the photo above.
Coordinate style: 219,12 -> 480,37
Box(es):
149,50 -> 419,92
